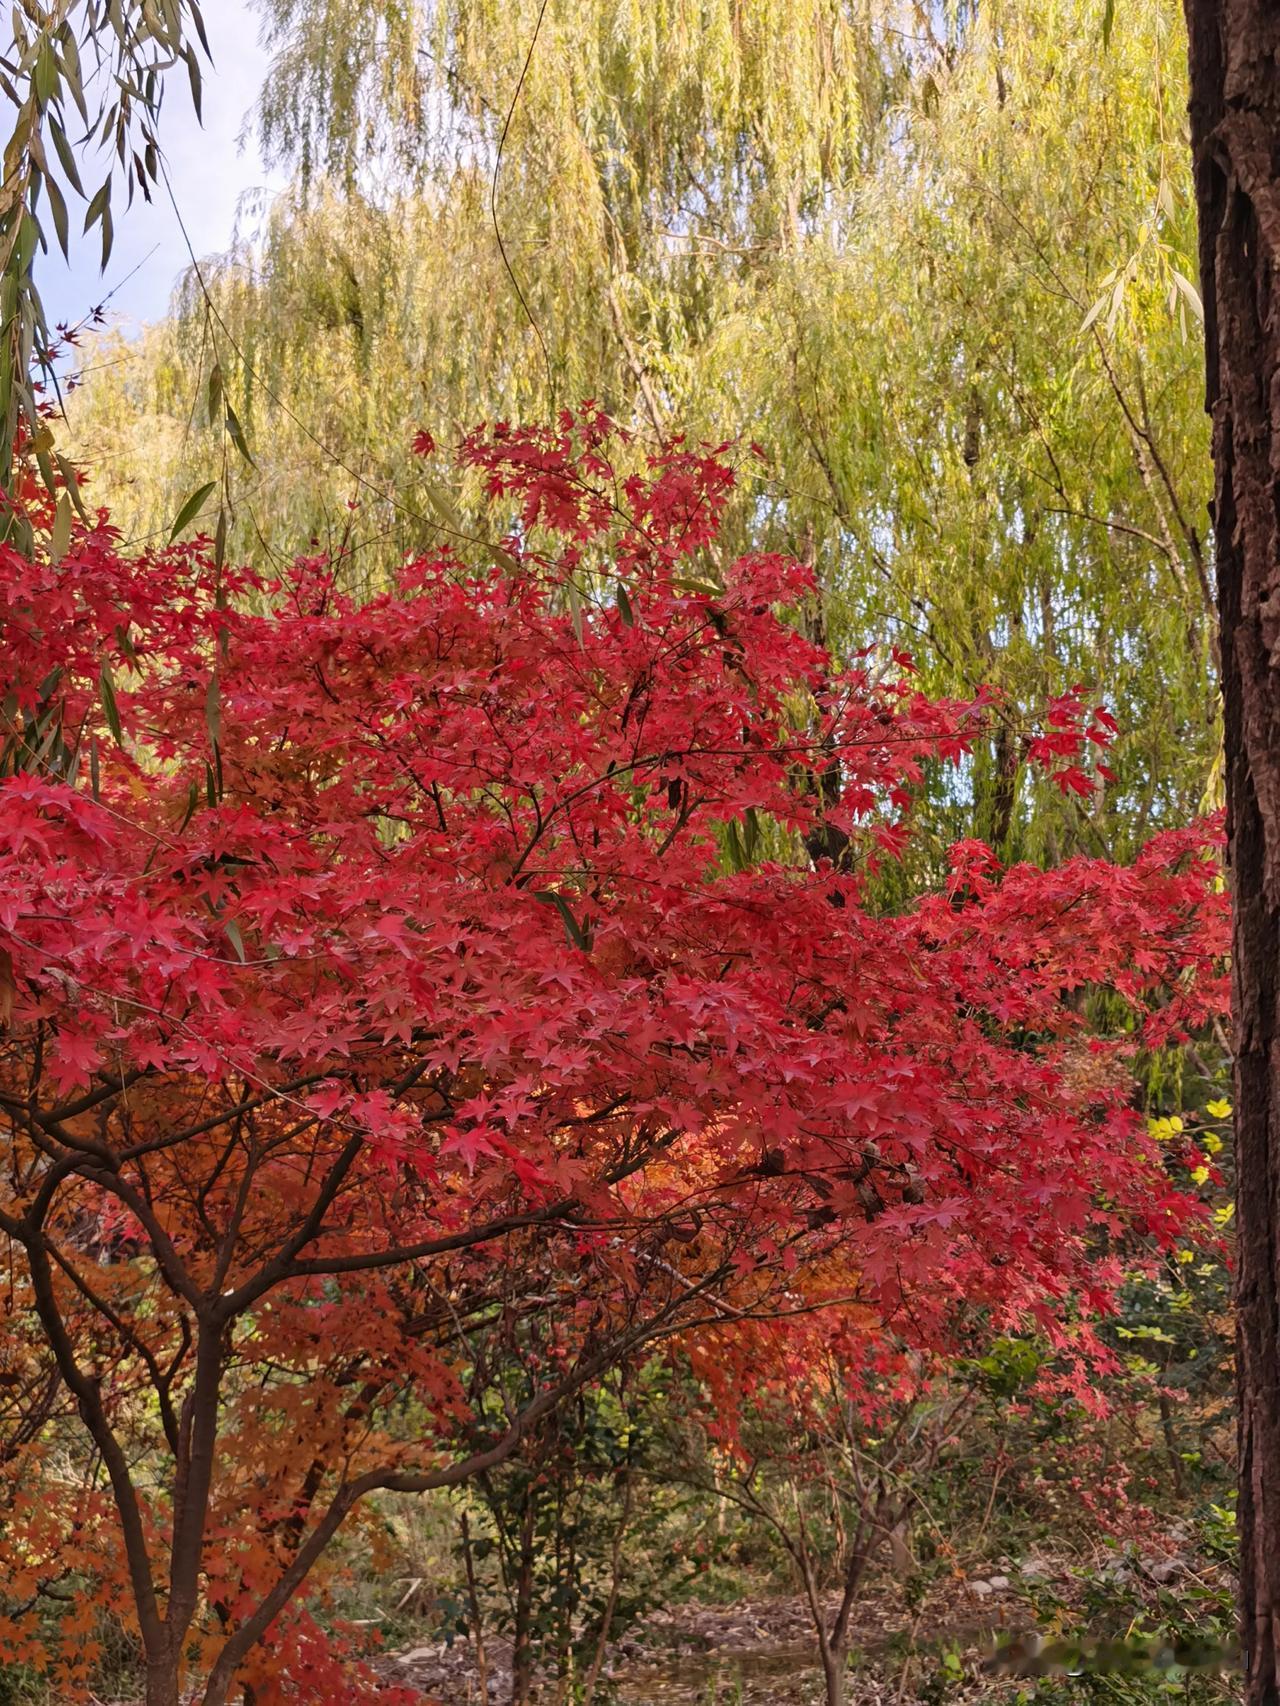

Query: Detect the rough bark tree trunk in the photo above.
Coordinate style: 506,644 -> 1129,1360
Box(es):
1183,7 -> 1280,1702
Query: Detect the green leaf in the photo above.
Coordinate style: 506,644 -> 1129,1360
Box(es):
55,455 -> 89,522
616,583 -> 634,626
1101,0 -> 1116,48
168,479 -> 217,541
533,890 -> 589,951
184,44 -> 203,123
49,491 -> 71,563
223,917 -> 247,963
57,29 -> 87,123
83,177 -> 110,232
188,1 -> 212,59
16,211 -> 37,273
99,661 -> 123,745
421,476 -> 465,538
205,670 -> 221,750
114,623 -> 138,668
33,40 -> 58,106
420,477 -> 519,572
567,578 -> 585,648
178,779 -> 199,832
724,818 -> 746,872
47,115 -> 84,196
223,402 -> 254,466
1170,267 -> 1204,323
44,172 -> 69,260
743,806 -> 760,859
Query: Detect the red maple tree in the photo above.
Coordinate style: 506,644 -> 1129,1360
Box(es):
0,410 -> 1226,1704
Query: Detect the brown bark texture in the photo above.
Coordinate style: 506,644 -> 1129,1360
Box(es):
1184,5 -> 1280,1701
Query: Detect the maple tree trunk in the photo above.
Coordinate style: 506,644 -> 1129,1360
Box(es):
1184,5 -> 1280,1701
144,1655 -> 181,1706
510,1502 -> 537,1706
820,1641 -> 848,1706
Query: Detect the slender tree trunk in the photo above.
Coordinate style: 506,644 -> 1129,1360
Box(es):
1184,6 -> 1280,1701
510,1503 -> 537,1706
579,1474 -> 633,1706
461,1512 -> 490,1703
819,1640 -> 847,1706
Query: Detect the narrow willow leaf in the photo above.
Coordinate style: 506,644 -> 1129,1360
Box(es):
184,45 -> 203,123
83,178 -> 110,231
44,171 -> 69,259
55,455 -> 89,522
533,890 -> 589,951
744,806 -> 760,859
168,479 -> 217,540
49,491 -> 71,563
567,579 -> 585,648
1170,268 -> 1204,323
99,661 -> 123,745
724,818 -> 747,872
114,623 -> 138,668
188,1 -> 211,59
224,402 -> 254,466
47,115 -> 84,196
205,670 -> 221,750
178,779 -> 199,832
33,41 -> 58,106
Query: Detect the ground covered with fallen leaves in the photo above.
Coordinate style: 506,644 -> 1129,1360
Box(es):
374,1541 -> 1237,1704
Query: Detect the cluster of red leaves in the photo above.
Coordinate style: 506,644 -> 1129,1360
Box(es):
0,411 -> 1227,1701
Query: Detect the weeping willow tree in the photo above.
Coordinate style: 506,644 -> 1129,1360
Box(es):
66,0 -> 1214,857
698,0 -> 1216,869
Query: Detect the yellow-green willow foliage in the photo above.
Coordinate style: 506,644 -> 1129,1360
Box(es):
66,0 -> 1213,859
251,0 -> 891,225
700,0 -> 1215,868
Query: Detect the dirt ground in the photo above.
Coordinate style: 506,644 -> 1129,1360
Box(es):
377,1575 -> 1061,1703
374,1541 -> 1239,1705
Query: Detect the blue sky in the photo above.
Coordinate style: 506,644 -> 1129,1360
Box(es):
41,0 -> 285,334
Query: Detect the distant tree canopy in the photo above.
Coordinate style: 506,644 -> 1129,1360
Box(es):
66,0 -> 1213,862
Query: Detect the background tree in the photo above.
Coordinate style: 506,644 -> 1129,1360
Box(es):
681,1329 -> 976,1706
66,0 -> 1216,859
1183,4 -> 1280,1702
